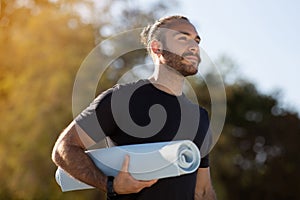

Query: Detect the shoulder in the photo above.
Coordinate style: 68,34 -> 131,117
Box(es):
94,79 -> 147,102
107,79 -> 151,102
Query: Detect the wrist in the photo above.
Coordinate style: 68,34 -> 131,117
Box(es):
106,176 -> 118,198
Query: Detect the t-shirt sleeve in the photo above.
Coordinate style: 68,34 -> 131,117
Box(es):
75,88 -> 115,143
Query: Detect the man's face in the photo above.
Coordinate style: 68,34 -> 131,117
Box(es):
161,20 -> 201,76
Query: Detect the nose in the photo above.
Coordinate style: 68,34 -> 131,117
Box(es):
188,42 -> 199,54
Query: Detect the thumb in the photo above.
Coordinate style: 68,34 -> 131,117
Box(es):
120,155 -> 130,173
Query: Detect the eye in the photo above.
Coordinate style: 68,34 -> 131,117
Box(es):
195,38 -> 201,44
175,34 -> 189,42
178,36 -> 188,41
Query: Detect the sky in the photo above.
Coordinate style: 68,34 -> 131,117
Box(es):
162,0 -> 300,114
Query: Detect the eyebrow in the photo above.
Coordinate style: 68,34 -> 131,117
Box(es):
173,31 -> 201,42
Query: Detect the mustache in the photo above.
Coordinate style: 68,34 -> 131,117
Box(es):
181,52 -> 200,62
162,50 -> 201,63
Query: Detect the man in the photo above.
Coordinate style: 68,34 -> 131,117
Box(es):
52,15 -> 216,200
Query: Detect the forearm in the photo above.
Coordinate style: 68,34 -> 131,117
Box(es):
52,124 -> 107,192
195,188 -> 217,200
194,168 -> 217,200
53,142 -> 107,191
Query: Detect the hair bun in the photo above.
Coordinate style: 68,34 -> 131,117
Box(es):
140,24 -> 152,47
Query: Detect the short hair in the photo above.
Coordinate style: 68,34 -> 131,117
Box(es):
140,15 -> 190,54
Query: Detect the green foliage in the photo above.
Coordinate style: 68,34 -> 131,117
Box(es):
209,81 -> 300,200
0,0 -> 95,198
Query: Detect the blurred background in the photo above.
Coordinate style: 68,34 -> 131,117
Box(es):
0,0 -> 299,199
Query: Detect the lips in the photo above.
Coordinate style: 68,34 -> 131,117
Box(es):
184,55 -> 200,66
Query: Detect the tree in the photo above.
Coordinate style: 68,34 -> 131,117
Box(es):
201,66 -> 300,200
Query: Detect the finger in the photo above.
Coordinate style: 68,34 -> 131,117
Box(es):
120,155 -> 130,173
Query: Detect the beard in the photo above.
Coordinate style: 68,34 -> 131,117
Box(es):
162,50 -> 200,77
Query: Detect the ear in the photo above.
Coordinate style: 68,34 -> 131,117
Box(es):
150,40 -> 163,55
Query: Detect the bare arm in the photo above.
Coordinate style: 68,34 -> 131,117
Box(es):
51,121 -> 157,193
51,121 -> 108,191
194,167 -> 217,200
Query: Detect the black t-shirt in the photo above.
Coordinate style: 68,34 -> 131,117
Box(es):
75,79 -> 212,200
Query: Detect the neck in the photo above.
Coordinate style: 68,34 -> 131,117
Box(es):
148,63 -> 185,96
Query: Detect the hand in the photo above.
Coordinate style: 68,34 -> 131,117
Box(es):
113,155 -> 158,194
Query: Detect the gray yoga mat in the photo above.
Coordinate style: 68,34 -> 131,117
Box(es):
55,140 -> 201,192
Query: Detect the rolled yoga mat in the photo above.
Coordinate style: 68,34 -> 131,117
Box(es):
55,140 -> 201,192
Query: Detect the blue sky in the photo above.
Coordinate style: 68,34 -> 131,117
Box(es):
162,0 -> 300,114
